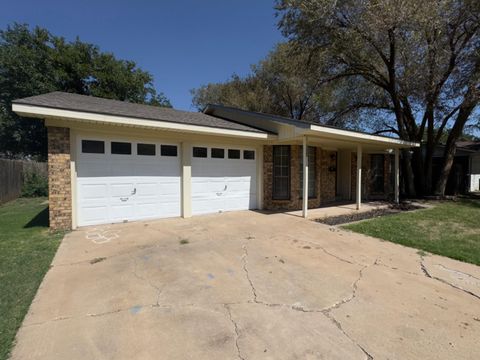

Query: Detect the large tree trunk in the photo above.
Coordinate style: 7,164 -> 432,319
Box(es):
402,149 -> 417,197
434,93 -> 477,196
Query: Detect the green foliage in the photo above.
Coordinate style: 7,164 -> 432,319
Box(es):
21,171 -> 48,197
0,23 -> 171,160
0,198 -> 64,360
191,42 -> 342,124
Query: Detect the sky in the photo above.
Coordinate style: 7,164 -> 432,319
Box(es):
0,0 -> 284,110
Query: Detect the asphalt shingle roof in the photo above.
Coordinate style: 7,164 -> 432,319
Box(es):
13,92 -> 266,134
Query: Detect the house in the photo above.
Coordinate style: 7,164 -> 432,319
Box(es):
12,92 -> 419,230
432,141 -> 480,195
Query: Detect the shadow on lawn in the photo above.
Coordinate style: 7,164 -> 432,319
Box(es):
24,207 -> 49,228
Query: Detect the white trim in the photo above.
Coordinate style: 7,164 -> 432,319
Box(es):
309,125 -> 419,147
181,142 -> 192,218
302,136 -> 308,218
256,145 -> 264,210
70,129 -> 78,229
12,103 -> 271,140
356,145 -> 362,210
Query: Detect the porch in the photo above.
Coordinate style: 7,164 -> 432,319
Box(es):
286,201 -> 391,220
262,129 -> 408,218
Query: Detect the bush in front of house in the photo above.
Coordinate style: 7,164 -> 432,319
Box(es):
21,171 -> 48,197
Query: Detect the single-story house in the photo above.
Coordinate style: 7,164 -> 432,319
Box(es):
432,141 -> 480,194
12,92 -> 419,230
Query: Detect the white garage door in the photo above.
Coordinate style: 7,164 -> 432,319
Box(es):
76,137 -> 181,226
191,145 -> 257,215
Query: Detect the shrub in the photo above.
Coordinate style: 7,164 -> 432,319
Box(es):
21,171 -> 48,197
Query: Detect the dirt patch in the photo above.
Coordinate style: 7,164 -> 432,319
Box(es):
314,203 -> 424,226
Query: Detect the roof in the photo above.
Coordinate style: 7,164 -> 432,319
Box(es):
12,92 -> 265,134
457,141 -> 480,152
204,104 -> 419,148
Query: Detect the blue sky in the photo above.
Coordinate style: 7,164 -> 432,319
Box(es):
0,0 -> 284,110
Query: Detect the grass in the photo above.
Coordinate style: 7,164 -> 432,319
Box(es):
0,198 -> 64,360
344,199 -> 480,266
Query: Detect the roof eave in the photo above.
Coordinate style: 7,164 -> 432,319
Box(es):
306,125 -> 419,148
12,103 -> 274,140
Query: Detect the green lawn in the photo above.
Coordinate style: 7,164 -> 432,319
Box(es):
344,199 -> 480,266
0,198 -> 64,360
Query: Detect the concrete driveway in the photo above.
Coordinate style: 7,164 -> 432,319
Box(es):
11,211 -> 480,360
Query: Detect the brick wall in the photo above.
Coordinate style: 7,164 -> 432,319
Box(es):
319,150 -> 337,204
263,145 -> 327,211
351,153 -> 393,201
47,126 -> 72,230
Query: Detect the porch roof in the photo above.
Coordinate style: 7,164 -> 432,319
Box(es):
204,104 -> 420,151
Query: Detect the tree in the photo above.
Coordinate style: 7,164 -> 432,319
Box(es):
192,42 -> 346,124
0,23 -> 171,160
276,0 -> 480,196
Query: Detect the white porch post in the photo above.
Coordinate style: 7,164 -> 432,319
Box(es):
302,136 -> 309,218
181,142 -> 192,218
394,148 -> 400,204
356,145 -> 362,210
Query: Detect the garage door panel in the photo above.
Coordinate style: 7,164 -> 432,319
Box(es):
78,183 -> 108,200
191,146 -> 257,215
192,198 -> 224,214
110,204 -> 135,220
109,183 -> 135,197
79,205 -> 109,224
76,138 -> 181,226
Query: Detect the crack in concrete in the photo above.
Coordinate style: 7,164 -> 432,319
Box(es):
434,263 -> 480,282
242,244 -> 258,303
224,304 -> 246,360
322,310 -> 374,360
130,254 -> 163,306
299,238 -> 357,265
420,256 -> 480,300
241,240 -> 375,358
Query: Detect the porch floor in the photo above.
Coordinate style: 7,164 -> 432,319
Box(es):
286,201 -> 391,220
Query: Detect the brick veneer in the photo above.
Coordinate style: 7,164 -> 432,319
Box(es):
263,145 -> 334,211
351,153 -> 393,201
47,126 -> 72,230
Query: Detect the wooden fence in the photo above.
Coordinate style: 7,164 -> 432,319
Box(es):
0,159 -> 48,204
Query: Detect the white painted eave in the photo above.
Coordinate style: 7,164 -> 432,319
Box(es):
306,125 -> 419,148
12,103 -> 274,140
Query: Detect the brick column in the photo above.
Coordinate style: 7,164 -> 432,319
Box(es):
47,127 -> 72,230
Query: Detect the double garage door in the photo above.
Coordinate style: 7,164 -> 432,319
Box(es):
76,136 -> 257,226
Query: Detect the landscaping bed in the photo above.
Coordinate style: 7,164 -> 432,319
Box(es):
314,202 -> 424,226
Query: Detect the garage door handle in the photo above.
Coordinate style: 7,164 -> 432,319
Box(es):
131,188 -> 136,195
216,185 -> 227,196
120,197 -> 129,202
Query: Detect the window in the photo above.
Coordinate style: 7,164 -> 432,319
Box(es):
137,143 -> 156,156
243,150 -> 255,160
299,146 -> 316,198
111,142 -> 131,155
193,147 -> 207,158
211,148 -> 225,159
228,149 -> 240,159
161,145 -> 178,157
370,154 -> 385,193
82,140 -> 104,154
272,145 -> 290,200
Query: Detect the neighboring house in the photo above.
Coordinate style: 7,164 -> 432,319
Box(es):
12,92 -> 418,230
432,141 -> 480,195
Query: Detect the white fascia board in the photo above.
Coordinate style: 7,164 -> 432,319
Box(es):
12,103 -> 272,140
308,125 -> 419,148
